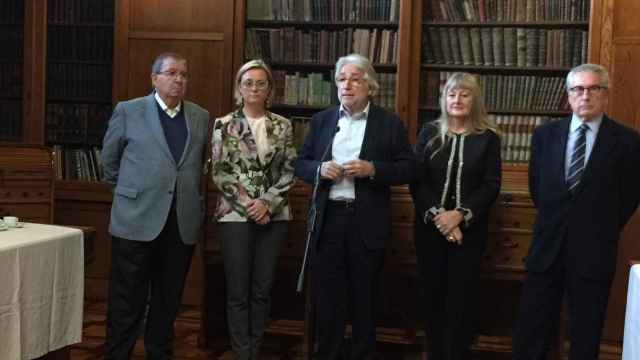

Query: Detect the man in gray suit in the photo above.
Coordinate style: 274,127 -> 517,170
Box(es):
101,52 -> 209,359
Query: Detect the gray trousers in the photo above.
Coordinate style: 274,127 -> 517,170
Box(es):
218,221 -> 287,360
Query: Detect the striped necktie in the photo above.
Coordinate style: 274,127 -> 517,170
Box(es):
567,123 -> 589,194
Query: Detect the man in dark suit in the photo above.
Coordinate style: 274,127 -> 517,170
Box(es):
101,53 -> 209,359
513,63 -> 640,360
295,54 -> 414,360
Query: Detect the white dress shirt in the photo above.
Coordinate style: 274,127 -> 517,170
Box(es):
564,114 -> 602,179
154,92 -> 182,118
329,103 -> 370,200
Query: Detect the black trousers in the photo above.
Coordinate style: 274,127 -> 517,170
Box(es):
218,221 -> 287,360
513,242 -> 613,360
312,202 -> 385,360
414,222 -> 484,360
105,208 -> 195,360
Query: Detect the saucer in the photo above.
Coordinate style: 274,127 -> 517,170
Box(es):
0,226 -> 7,231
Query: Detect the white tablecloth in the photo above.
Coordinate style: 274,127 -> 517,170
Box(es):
623,264 -> 640,360
0,223 -> 84,360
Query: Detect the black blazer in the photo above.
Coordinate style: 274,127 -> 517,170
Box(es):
410,123 -> 502,235
527,115 -> 640,280
294,104 -> 414,250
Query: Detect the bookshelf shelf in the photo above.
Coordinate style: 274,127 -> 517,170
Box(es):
270,61 -> 397,71
48,23 -> 114,28
48,60 -> 112,66
423,21 -> 589,28
421,64 -> 572,73
246,20 -> 400,29
47,97 -> 112,104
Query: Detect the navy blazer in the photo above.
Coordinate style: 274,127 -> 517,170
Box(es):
527,115 -> 640,280
294,104 -> 414,250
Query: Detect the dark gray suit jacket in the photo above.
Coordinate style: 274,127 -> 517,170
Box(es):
102,94 -> 210,245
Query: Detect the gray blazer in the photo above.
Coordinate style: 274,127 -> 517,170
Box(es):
102,94 -> 210,245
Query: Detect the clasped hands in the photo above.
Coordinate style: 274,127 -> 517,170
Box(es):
247,199 -> 270,225
434,210 -> 464,245
320,159 -> 374,180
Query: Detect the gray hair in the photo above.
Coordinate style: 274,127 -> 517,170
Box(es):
234,59 -> 275,107
566,63 -> 609,90
151,52 -> 187,74
334,53 -> 379,97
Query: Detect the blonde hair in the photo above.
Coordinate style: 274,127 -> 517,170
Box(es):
427,72 -> 498,157
234,59 -> 275,107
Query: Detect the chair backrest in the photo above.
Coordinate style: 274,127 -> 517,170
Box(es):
0,144 -> 54,224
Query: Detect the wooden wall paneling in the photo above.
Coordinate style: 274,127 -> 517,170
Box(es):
399,0 -> 424,143
110,0 -> 238,307
126,37 -> 226,116
22,0 -> 46,145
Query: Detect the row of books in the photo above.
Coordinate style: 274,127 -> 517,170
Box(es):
52,145 -> 104,182
0,62 -> 22,98
46,63 -> 113,100
274,71 -> 336,106
424,0 -> 590,22
48,26 -> 114,62
246,27 -> 398,65
426,0 -> 590,22
0,28 -> 24,59
48,0 -> 115,25
247,0 -> 400,22
272,70 -> 396,109
491,115 -> 558,163
0,100 -> 22,142
423,27 -> 587,68
421,71 -> 569,111
0,0 -> 24,24
45,103 -> 112,145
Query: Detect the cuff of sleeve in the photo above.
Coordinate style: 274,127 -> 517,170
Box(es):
455,207 -> 473,226
258,195 -> 275,214
423,206 -> 444,225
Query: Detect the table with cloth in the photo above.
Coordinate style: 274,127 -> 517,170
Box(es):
0,223 -> 84,360
623,262 -> 640,360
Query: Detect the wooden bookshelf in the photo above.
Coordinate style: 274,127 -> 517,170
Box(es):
0,0 -> 25,142
45,0 -> 114,182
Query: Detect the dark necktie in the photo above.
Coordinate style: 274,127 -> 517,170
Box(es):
567,123 -> 588,194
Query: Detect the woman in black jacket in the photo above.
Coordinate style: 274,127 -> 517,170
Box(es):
410,72 -> 502,360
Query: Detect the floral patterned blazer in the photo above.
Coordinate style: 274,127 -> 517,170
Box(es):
211,109 -> 297,222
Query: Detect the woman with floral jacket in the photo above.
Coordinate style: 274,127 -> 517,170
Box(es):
211,59 -> 297,360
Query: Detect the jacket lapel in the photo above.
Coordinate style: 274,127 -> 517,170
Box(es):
358,104 -> 377,160
177,102 -> 195,167
260,112 -> 276,166
145,94 -> 175,163
320,108 -> 340,160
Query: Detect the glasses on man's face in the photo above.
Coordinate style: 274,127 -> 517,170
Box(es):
241,80 -> 269,90
568,85 -> 607,96
157,70 -> 190,80
335,77 -> 365,87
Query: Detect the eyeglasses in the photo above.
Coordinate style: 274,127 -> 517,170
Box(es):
568,85 -> 607,95
240,80 -> 269,90
335,77 -> 366,87
157,70 -> 190,80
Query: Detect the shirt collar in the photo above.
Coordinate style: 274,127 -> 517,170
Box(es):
570,113 -> 603,133
339,102 -> 370,121
154,92 -> 182,116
